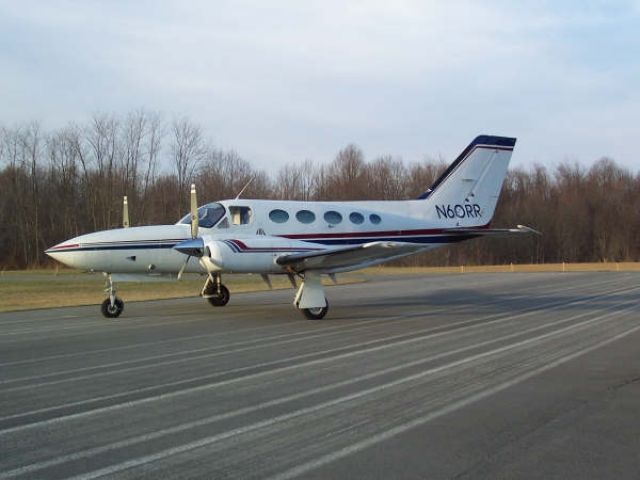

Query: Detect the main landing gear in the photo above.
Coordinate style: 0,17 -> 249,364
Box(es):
101,274 -> 124,318
202,273 -> 230,307
300,300 -> 329,320
293,271 -> 329,320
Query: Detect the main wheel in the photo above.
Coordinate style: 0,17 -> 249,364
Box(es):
301,299 -> 329,320
101,297 -> 124,318
207,284 -> 230,307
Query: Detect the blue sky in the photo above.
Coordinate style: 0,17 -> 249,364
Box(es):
1,0 -> 639,172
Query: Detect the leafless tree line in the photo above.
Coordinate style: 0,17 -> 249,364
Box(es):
1,111 -> 638,268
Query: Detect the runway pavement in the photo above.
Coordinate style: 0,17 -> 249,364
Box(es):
1,272 -> 639,479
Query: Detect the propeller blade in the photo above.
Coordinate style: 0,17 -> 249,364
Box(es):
177,256 -> 190,281
190,183 -> 198,238
260,274 -> 273,290
122,196 -> 130,228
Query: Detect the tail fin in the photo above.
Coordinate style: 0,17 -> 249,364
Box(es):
419,135 -> 516,226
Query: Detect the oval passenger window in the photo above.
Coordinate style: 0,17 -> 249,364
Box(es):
324,211 -> 343,224
349,212 -> 364,224
369,214 -> 381,224
296,210 -> 316,224
269,209 -> 289,223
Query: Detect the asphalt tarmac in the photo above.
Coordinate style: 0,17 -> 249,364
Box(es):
1,272 -> 639,479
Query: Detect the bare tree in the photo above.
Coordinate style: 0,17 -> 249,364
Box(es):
138,111 -> 163,224
275,159 -> 316,200
171,117 -> 205,215
84,113 -> 120,229
323,144 -> 367,200
1,111 -> 639,268
366,155 -> 408,200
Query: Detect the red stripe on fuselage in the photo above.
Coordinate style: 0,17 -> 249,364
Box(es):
280,224 -> 490,240
228,239 -> 322,252
49,243 -> 80,250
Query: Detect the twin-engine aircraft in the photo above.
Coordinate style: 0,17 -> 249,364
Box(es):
46,135 -> 536,320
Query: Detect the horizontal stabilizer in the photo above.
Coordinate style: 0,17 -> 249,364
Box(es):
442,225 -> 541,236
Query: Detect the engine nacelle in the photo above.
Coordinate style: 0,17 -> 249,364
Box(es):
201,237 -> 320,273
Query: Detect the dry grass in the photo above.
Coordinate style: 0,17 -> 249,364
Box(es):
0,270 -> 363,312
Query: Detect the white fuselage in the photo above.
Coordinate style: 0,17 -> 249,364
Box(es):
45,199 -> 476,275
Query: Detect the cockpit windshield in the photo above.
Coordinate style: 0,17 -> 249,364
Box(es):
178,203 -> 226,229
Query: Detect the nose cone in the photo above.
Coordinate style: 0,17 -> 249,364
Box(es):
45,225 -> 193,273
45,237 -> 86,269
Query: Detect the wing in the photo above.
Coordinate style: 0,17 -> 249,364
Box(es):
275,225 -> 539,274
275,241 -> 428,273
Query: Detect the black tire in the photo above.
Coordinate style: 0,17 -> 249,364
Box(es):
301,298 -> 329,320
207,284 -> 230,307
101,297 -> 124,318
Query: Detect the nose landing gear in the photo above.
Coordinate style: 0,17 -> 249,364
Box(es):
202,273 -> 230,307
101,274 -> 124,318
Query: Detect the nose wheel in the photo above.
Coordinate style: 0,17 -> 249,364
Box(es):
101,297 -> 124,318
202,273 -> 230,307
101,274 -> 124,318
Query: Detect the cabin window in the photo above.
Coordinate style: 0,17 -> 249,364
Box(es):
349,212 -> 364,224
324,211 -> 343,225
369,214 -> 381,224
269,209 -> 289,223
296,210 -> 316,224
229,206 -> 252,225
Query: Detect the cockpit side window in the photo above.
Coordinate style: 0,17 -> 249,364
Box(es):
229,206 -> 252,225
178,203 -> 226,228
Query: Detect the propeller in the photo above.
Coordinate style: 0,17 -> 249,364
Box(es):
122,196 -> 130,228
190,183 -> 198,238
175,184 -> 204,280
174,183 -> 227,277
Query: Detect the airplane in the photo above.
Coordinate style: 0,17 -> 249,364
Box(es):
45,135 -> 537,320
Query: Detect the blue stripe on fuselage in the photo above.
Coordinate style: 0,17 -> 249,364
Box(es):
47,243 -> 181,252
48,234 -> 475,253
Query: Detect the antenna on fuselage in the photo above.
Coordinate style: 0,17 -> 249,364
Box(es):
234,177 -> 254,200
123,196 -> 130,228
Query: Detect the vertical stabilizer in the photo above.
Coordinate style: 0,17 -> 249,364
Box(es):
419,135 -> 516,226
